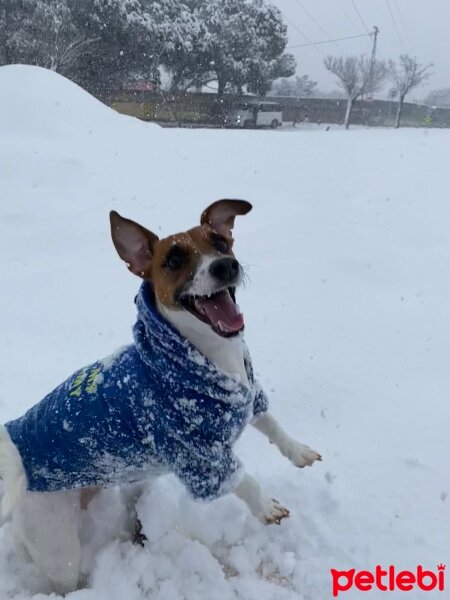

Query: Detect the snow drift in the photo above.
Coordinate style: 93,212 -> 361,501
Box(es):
0,65 -> 449,600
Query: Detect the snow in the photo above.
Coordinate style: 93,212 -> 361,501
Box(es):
0,65 -> 449,599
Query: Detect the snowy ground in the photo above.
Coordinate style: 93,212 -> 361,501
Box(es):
0,65 -> 449,600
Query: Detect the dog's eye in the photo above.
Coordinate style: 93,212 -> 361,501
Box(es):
212,237 -> 228,254
165,251 -> 184,271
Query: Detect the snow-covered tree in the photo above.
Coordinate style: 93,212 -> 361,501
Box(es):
423,88 -> 450,108
247,52 -> 295,96
324,55 -> 386,129
240,1 -> 295,96
171,0 -> 295,97
32,1 -> 97,74
0,0 -> 96,76
157,1 -> 212,93
68,0 -> 209,91
0,0 -> 26,64
272,74 -> 318,97
0,0 -> 49,66
1,0 -> 294,97
389,55 -> 432,128
137,0 -> 212,86
66,0 -> 156,90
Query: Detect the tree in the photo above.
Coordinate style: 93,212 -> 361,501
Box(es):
140,0 -> 216,91
175,0 -> 295,97
1,0 -> 168,88
0,0 -> 96,76
28,1 -> 97,74
423,88 -> 450,108
160,1 -> 212,93
272,74 -> 317,97
389,55 -> 432,127
67,0 -> 141,90
0,0 -> 29,64
67,0 -> 178,91
424,88 -> 450,108
246,52 -> 295,96
0,0 -> 295,97
324,55 -> 386,129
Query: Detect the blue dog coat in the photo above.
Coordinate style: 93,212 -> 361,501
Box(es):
5,282 -> 268,501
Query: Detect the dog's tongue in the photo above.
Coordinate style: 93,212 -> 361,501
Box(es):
195,289 -> 244,333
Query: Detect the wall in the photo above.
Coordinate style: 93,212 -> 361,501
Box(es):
101,90 -> 450,128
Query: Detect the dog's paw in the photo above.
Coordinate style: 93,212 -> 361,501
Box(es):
280,438 -> 322,468
259,498 -> 290,525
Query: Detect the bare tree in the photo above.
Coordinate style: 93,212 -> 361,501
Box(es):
389,55 -> 432,128
324,55 -> 386,129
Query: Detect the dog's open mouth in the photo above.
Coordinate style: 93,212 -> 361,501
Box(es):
181,287 -> 244,337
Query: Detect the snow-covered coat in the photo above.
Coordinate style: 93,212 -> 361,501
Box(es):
5,282 -> 268,500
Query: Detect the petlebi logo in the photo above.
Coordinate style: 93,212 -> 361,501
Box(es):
331,564 -> 446,597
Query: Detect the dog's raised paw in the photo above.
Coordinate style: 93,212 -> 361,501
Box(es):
260,498 -> 290,525
281,439 -> 322,468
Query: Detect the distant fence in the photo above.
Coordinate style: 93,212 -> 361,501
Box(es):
272,96 -> 450,128
98,89 -> 450,128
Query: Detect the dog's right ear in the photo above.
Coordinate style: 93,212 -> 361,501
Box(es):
201,199 -> 252,235
110,211 -> 159,278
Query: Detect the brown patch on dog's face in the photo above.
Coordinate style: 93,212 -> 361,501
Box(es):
150,224 -> 234,309
110,201 -> 252,335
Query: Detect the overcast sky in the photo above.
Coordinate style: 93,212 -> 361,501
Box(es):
272,0 -> 449,99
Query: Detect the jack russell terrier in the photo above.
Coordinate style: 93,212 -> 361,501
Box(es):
0,199 -> 321,593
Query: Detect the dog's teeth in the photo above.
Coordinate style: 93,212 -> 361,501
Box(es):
193,299 -> 207,315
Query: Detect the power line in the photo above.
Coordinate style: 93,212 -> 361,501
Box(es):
385,0 -> 406,50
293,0 -> 343,50
287,33 -> 371,50
349,0 -> 370,35
284,15 -> 326,57
393,0 -> 412,47
334,0 -> 360,33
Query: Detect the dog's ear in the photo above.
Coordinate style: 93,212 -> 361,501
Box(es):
200,199 -> 252,235
110,211 -> 159,278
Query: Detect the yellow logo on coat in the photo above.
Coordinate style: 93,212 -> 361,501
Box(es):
70,367 -> 103,397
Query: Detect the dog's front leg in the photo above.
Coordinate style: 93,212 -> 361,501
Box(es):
234,473 -> 290,525
13,489 -> 82,594
253,412 -> 322,468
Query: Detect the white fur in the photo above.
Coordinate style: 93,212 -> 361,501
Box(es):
0,425 -> 26,521
234,474 -> 290,524
158,300 -> 250,387
158,255 -> 250,385
184,255 -> 243,298
253,413 -> 321,467
13,489 -> 82,594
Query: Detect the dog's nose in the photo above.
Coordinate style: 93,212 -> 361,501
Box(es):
209,257 -> 240,283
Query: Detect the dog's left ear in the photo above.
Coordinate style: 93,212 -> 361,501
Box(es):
201,199 -> 252,235
110,211 -> 159,278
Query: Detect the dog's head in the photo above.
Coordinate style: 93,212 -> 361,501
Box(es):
110,199 -> 252,338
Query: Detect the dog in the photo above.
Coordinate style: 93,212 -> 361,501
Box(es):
0,199 -> 321,593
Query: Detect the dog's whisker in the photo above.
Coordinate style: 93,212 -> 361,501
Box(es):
241,270 -> 252,288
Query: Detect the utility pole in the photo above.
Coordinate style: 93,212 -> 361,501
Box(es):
369,26 -> 379,93
370,26 -> 379,73
363,26 -> 379,101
